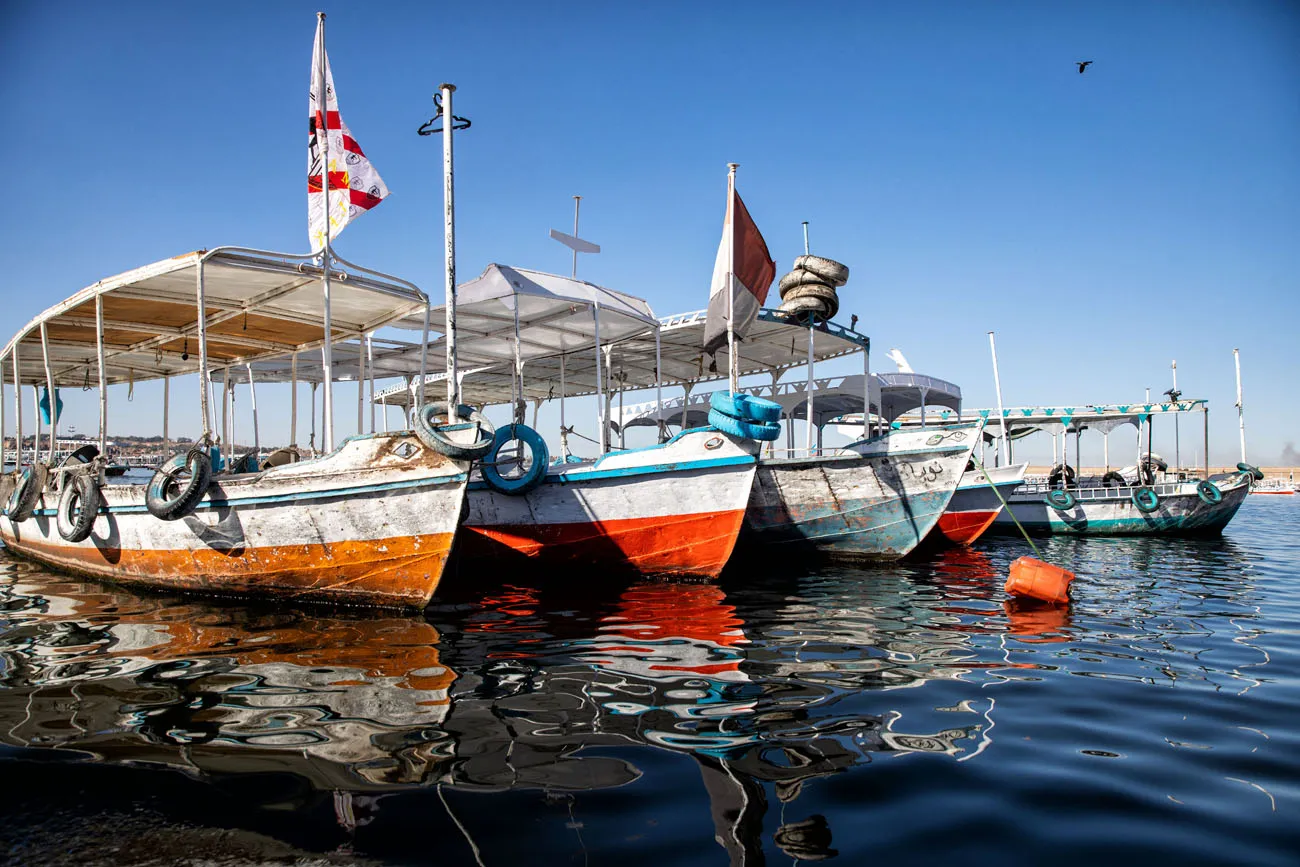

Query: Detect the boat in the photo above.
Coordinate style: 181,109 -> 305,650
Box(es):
0,247 -> 472,608
613,310 -> 980,559
963,401 -> 1252,535
1249,477 -> 1295,495
928,461 -> 1029,546
377,265 -> 760,579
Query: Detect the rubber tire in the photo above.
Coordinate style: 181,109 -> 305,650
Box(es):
481,424 -> 548,496
778,269 -> 830,295
1045,489 -> 1077,511
1047,464 -> 1076,488
781,283 -> 840,309
794,254 -> 849,287
6,463 -> 48,523
709,391 -> 783,423
414,402 -> 495,461
1236,462 -> 1264,481
1196,480 -> 1223,505
1132,486 -> 1160,513
1101,471 -> 1127,487
60,445 -> 100,467
146,450 -> 212,521
708,407 -> 780,442
56,473 -> 101,543
780,294 -> 839,323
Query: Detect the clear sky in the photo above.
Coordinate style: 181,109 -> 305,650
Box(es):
1,1 -> 1296,467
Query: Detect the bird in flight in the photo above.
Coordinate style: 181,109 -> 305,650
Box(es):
1077,61 -> 1093,74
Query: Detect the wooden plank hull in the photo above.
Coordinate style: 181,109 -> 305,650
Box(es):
743,426 -> 980,559
459,430 -> 757,579
0,433 -> 467,608
992,475 -> 1250,535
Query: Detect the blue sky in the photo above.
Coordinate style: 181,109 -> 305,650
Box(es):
1,1 -> 1296,466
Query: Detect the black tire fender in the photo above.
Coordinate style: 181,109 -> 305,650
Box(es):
793,254 -> 849,287
56,473 -> 101,543
146,449 -> 212,521
6,463 -> 48,523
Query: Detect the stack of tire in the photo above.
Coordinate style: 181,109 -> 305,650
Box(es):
777,255 -> 850,324
708,391 -> 782,442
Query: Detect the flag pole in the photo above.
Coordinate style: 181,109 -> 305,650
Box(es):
316,11 -> 335,452
726,163 -> 738,394
441,83 -> 459,413
1234,348 -> 1246,463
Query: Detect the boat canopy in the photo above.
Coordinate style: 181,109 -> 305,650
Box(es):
0,247 -> 427,386
616,372 -> 962,431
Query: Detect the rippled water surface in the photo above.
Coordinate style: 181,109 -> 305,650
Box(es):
2,498 -> 1298,866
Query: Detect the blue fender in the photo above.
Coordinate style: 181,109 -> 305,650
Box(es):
482,424 -> 549,495
709,391 -> 783,424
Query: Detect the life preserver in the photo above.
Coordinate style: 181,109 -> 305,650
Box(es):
1196,480 -> 1223,505
146,449 -> 211,521
1235,462 -> 1264,481
709,391 -> 783,424
5,463 -> 48,523
56,472 -> 101,542
1045,489 -> 1077,511
481,424 -> 549,495
1132,486 -> 1159,513
1047,464 -> 1076,488
707,407 -> 780,441
413,402 -> 495,461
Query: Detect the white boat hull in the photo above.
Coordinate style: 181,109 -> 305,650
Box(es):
992,475 -> 1251,535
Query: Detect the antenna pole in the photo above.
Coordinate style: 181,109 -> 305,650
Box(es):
1234,348 -> 1246,463
571,196 -> 581,278
802,221 -> 810,255
726,163 -> 738,394
988,331 -> 1010,465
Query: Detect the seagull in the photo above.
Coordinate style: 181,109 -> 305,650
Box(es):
886,348 -> 913,374
1077,61 -> 1093,74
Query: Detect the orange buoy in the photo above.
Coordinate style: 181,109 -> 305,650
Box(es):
1005,556 -> 1075,605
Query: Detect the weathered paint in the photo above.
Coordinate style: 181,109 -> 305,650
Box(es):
460,429 -> 757,579
992,475 -> 1251,536
743,425 -> 980,559
0,432 -> 468,608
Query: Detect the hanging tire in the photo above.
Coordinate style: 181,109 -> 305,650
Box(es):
778,269 -> 830,295
1047,463 -> 1076,488
781,283 -> 840,308
708,407 -> 780,442
1045,489 -> 1076,511
1196,480 -> 1223,505
56,473 -> 101,543
230,452 -> 260,474
793,255 -> 850,287
1132,486 -> 1159,513
413,402 -> 494,461
1101,471 -> 1127,487
709,391 -> 783,423
146,449 -> 211,521
780,293 -> 839,323
60,445 -> 100,467
6,463 -> 48,523
481,424 -> 549,496
1235,462 -> 1264,481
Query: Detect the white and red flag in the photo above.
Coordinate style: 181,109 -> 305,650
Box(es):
308,17 -> 389,253
702,181 -> 775,358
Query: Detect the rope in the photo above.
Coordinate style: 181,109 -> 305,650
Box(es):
974,459 -> 1042,559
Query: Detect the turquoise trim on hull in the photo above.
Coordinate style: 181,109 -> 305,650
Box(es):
744,488 -> 952,558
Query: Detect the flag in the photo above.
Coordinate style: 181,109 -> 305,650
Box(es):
308,18 -> 389,253
702,187 -> 775,357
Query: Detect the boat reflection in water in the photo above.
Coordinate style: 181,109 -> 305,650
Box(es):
0,554 -> 996,863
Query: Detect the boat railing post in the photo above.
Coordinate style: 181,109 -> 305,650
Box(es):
95,295 -> 107,458
39,322 -> 56,462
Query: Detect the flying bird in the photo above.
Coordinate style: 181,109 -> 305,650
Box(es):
1077,61 -> 1093,74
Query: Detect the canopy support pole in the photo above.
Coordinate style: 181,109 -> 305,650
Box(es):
1103,432 -> 1109,473
162,376 -> 170,460
603,346 -> 614,452
655,327 -> 664,443
32,387 -> 41,464
290,353 -> 298,448
805,320 -> 815,456
222,367 -> 231,468
441,83 -> 460,413
862,347 -> 870,440
310,382 -> 318,455
559,353 -> 567,457
593,305 -> 605,453
195,258 -> 212,443
1203,407 -> 1209,479
726,162 -> 739,394
367,335 -> 375,433
95,295 -> 107,457
247,363 -> 260,457
12,350 -> 21,469
1234,348 -> 1246,463
0,357 -> 6,471
39,322 -> 56,462
356,333 -> 365,437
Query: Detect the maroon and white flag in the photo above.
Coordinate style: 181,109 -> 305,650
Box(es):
702,187 -> 775,357
308,18 -> 389,253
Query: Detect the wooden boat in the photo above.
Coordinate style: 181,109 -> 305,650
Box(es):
378,265 -> 760,579
612,312 -> 978,559
0,247 -> 468,608
927,461 -> 1028,546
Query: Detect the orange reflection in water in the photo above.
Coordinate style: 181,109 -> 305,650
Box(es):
1003,597 -> 1072,644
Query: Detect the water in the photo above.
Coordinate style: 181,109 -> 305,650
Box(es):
1,499 -> 1297,866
